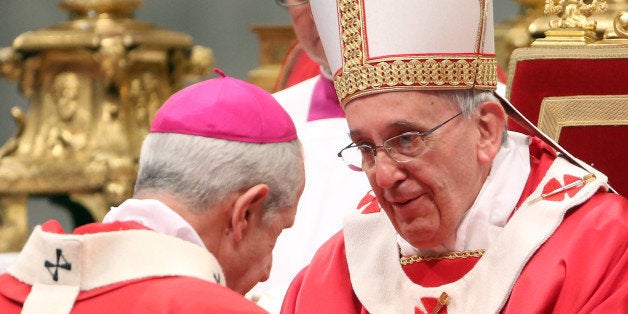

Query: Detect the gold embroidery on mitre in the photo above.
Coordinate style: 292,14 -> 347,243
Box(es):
334,0 -> 497,108
334,57 -> 498,106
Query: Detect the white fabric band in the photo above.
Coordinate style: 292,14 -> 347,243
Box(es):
10,227 -> 225,314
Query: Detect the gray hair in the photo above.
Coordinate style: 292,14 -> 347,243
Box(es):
134,133 -> 304,219
434,89 -> 508,145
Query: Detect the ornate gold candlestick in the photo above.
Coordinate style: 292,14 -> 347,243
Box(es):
0,0 -> 213,251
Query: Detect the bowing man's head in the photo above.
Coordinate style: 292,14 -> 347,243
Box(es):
135,69 -> 305,294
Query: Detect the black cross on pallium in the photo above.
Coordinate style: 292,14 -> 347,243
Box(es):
44,248 -> 72,281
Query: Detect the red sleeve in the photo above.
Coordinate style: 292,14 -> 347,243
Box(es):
73,220 -> 151,234
41,220 -> 66,233
280,267 -> 306,313
281,231 -> 364,314
504,193 -> 628,313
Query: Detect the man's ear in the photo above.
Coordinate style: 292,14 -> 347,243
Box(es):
230,184 -> 270,242
476,101 -> 506,163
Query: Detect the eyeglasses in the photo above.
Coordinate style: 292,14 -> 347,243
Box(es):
337,112 -> 463,172
275,0 -> 309,7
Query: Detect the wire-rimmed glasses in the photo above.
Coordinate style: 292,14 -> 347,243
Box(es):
337,112 -> 463,172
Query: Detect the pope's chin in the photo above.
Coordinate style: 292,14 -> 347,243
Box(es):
383,207 -> 442,249
398,221 -> 442,249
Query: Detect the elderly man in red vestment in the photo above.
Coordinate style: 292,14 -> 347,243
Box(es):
0,71 -> 305,313
281,1 -> 627,313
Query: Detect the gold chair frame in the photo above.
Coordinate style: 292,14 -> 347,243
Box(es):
538,95 -> 628,141
538,95 -> 628,194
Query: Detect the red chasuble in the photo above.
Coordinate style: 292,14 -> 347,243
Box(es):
0,220 -> 266,314
281,138 -> 628,313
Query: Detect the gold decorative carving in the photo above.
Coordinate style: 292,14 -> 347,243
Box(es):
247,24 -> 296,92
0,195 -> 28,252
0,0 -> 213,251
528,0 -> 627,39
612,10 -> 628,37
495,0 -> 626,75
538,95 -> 628,140
596,10 -> 628,43
532,0 -> 608,46
545,0 -> 608,29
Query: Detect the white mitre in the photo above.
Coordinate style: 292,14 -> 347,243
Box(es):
309,0 -> 498,107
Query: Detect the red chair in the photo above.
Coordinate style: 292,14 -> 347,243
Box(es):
506,46 -> 628,194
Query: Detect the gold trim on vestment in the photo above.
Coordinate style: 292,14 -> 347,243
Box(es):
399,249 -> 486,265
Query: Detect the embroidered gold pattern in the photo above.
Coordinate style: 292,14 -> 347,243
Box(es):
475,0 -> 488,55
334,0 -> 498,107
338,0 -> 363,69
400,249 -> 486,265
334,57 -> 498,106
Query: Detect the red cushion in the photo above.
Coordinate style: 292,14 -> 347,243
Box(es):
508,58 -> 628,133
559,125 -> 628,194
508,51 -> 628,194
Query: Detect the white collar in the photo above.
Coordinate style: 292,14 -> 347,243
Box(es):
103,199 -> 206,249
399,132 -> 531,255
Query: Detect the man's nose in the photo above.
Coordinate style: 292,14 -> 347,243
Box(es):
373,149 -> 405,189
